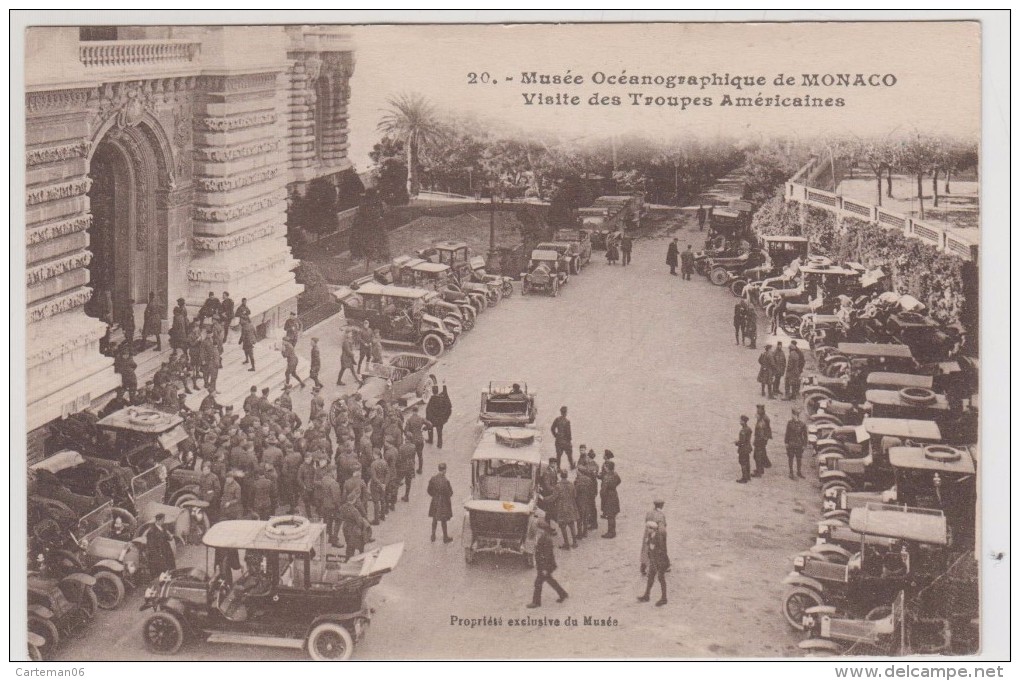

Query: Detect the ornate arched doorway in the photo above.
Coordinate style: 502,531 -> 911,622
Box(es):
85,122 -> 171,329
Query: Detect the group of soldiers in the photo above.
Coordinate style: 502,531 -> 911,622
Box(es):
755,340 -> 806,400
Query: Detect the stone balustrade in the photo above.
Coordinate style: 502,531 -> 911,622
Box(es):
79,39 -> 200,69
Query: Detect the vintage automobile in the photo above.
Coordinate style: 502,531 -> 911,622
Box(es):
726,236 -> 810,296
801,371 -> 934,413
333,282 -> 457,357
537,240 -> 585,275
479,381 -> 537,427
139,518 -> 404,660
553,228 -> 593,271
357,270 -> 473,335
384,257 -> 489,314
417,241 -> 507,303
818,342 -> 918,379
521,250 -> 568,296
781,504 -> 951,629
764,264 -> 868,336
704,248 -> 768,286
462,428 -> 543,566
467,255 -> 515,298
692,235 -> 750,276
28,565 -> 98,659
798,592 -> 905,657
352,353 -> 437,409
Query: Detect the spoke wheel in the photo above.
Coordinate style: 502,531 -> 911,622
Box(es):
783,587 -> 824,631
142,611 -> 184,655
28,616 -> 59,660
92,570 -> 125,610
307,622 -> 354,661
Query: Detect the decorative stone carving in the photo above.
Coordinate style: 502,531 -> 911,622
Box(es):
198,72 -> 278,93
198,110 -> 277,132
193,192 -> 279,222
26,88 -> 91,115
27,251 -> 93,287
26,214 -> 92,246
27,140 -> 92,166
305,57 -> 322,83
195,165 -> 279,193
26,177 -> 92,206
27,323 -> 107,367
172,97 -> 194,186
28,287 -> 93,323
195,138 -> 280,162
187,251 -> 289,282
192,221 -> 277,251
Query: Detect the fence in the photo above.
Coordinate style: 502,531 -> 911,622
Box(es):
784,159 -> 978,262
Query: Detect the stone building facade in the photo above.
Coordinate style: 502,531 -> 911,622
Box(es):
25,25 -> 355,441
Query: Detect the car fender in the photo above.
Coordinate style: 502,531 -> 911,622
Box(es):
809,544 -> 852,562
169,486 -> 200,505
50,548 -> 86,571
308,610 -> 366,632
818,470 -> 851,483
93,559 -> 126,574
62,572 -> 97,588
781,572 -> 826,594
29,604 -> 54,619
156,597 -> 191,620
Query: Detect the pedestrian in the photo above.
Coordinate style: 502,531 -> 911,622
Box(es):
220,291 -> 235,332
282,339 -> 305,388
733,302 -> 745,346
397,439 -> 417,502
369,450 -> 391,524
606,235 -> 620,264
550,406 -> 574,469
404,406 -> 430,474
666,238 -> 679,276
370,329 -> 384,364
637,521 -> 668,606
599,459 -> 621,538
198,460 -> 221,523
550,470 -> 580,549
707,205 -> 714,226
734,415 -> 753,483
314,470 -> 343,546
784,407 -> 808,480
309,385 -> 325,423
337,328 -> 362,386
120,301 -> 136,350
770,296 -> 787,335
210,314 -> 225,368
308,337 -> 323,388
752,404 -> 772,477
342,464 -> 369,518
771,342 -> 787,397
143,514 -> 177,575
525,520 -> 568,609
744,306 -> 758,349
640,499 -> 670,576
284,311 -> 303,347
298,455 -> 317,519
680,245 -> 695,280
697,204 -> 706,230
427,463 -> 454,543
621,234 -> 633,266
280,446 -> 303,513
200,330 -> 219,392
220,470 -> 244,520
339,491 -> 372,558
357,320 -> 373,373
251,466 -> 278,520
573,466 -> 598,539
170,298 -> 189,351
786,340 -> 805,399
757,344 -> 774,398
141,291 -> 164,350
235,297 -> 251,323
114,347 -> 138,399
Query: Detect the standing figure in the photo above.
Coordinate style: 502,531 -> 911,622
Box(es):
238,316 -> 256,371
757,344 -> 774,398
369,451 -> 391,524
404,406 -> 430,474
370,329 -> 384,364
599,460 -> 621,538
283,311 -> 303,347
220,471 -> 244,520
314,472 -> 343,546
786,341 -> 805,399
550,406 -> 574,470
338,491 -> 372,558
784,407 -> 808,480
200,330 -> 219,393
697,204 -> 706,231
170,298 -> 189,352
526,520 -> 568,609
357,320 -> 373,373
680,245 -> 695,281
733,302 -> 745,346
197,292 -> 221,324
120,301 -> 136,350
308,337 -> 323,388
143,514 -> 177,575
637,521 -> 668,606
771,342 -> 787,398
606,235 -> 620,264
337,329 -> 362,386
397,439 -> 417,502
734,415 -> 753,483
744,306 -> 758,349
573,467 -> 598,539
666,238 -> 679,276
220,292 -> 235,337
550,470 -> 580,550
752,404 -> 773,477
282,339 -> 305,389
427,463 -> 454,543
640,499 -> 669,575
620,234 -> 633,266
114,348 -> 138,400
142,291 -> 164,350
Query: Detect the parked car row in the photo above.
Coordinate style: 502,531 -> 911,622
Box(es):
520,229 -> 596,297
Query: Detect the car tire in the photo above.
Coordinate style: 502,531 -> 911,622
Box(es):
730,279 -> 748,297
783,587 -> 824,631
709,267 -> 730,286
502,280 -> 514,297
899,387 -> 937,406
174,493 -> 198,507
799,639 -> 844,657
60,578 -> 98,619
421,334 -> 445,358
142,611 -> 185,655
28,616 -> 59,660
307,621 -> 355,661
92,570 -> 125,610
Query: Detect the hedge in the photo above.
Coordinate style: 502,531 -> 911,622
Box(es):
750,193 -> 978,339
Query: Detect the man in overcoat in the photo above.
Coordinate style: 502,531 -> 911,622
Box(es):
771,341 -> 787,398
526,520 -> 568,608
752,404 -> 772,477
735,415 -> 753,483
600,460 -> 621,538
666,238 -> 679,275
427,463 -> 454,543
784,407 -> 809,480
144,513 -> 176,575
550,470 -> 580,549
637,521 -> 668,606
785,340 -> 805,399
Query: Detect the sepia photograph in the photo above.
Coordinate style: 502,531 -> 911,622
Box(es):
10,10 -> 1009,668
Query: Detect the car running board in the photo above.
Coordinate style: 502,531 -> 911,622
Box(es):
206,632 -> 305,650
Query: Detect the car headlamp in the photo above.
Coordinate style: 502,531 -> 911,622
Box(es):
145,585 -> 157,598
159,571 -> 172,582
79,538 -> 90,551
793,555 -> 806,569
817,523 -> 829,537
822,499 -> 835,512
126,561 -> 137,575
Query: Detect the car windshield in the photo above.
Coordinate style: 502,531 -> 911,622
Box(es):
76,502 -> 113,539
131,465 -> 165,499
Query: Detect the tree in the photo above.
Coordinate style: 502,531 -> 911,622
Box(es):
547,175 -> 594,228
348,188 -> 389,267
894,133 -> 942,220
854,137 -> 896,206
742,142 -> 805,205
377,93 -> 444,197
940,138 -> 978,195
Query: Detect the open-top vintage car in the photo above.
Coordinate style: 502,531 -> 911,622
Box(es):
727,236 -> 810,297
348,353 -> 437,410
479,381 -> 537,427
462,428 -> 543,566
334,282 -> 457,357
521,250 -> 568,296
781,504 -> 951,629
552,229 -> 593,271
28,564 -> 98,659
537,240 -> 583,275
140,518 -> 404,660
416,242 -> 505,305
467,255 -> 515,298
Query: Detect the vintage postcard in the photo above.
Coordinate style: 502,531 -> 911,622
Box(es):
12,12 -> 1006,665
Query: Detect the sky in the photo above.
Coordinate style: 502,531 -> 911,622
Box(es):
345,22 -> 980,172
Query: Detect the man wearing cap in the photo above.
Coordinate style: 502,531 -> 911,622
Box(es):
573,465 -> 598,539
404,406 -> 431,474
197,291 -> 221,324
784,407 -> 808,480
735,415 -> 753,483
339,490 -> 372,558
284,311 -> 303,347
309,337 -> 323,389
239,316 -> 257,371
600,459 -> 621,538
526,520 -> 568,608
282,339 -> 305,389
343,464 -> 369,518
280,445 -> 303,513
314,470 -> 343,545
356,319 -> 373,373
637,521 -> 668,606
242,386 -> 260,417
785,340 -> 805,399
220,471 -> 245,520
262,434 -> 284,475
276,386 -> 294,412
251,466 -> 278,520
200,389 -> 224,416
397,439 -> 417,502
550,406 -> 575,470
297,454 -> 317,519
144,513 -> 177,575
640,500 -> 670,575
427,463 -> 454,543
752,404 -> 773,477
369,450 -> 391,524
550,470 -> 580,549
771,342 -> 787,397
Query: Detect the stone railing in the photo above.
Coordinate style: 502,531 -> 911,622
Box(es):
785,159 -> 978,262
79,39 -> 200,69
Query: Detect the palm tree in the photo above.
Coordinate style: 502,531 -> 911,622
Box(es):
377,93 -> 443,197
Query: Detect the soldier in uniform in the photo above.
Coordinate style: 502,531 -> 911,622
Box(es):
369,450 -> 391,524
220,471 -> 244,520
297,454 -> 317,519
680,244 -> 695,281
308,337 -> 323,389
640,499 -> 669,575
573,466 -> 598,539
735,415 -> 753,483
526,520 -> 568,609
339,490 -> 372,558
404,406 -> 431,474
550,470 -> 580,549
239,316 -> 257,371
141,291 -> 164,350
771,342 -> 787,397
637,521 -> 668,606
599,459 -> 621,538
426,463 -> 454,543
752,404 -> 773,477
784,407 -> 808,480
757,344 -> 774,398
786,341 -> 806,399
550,406 -> 574,470
397,439 -> 417,502
733,302 -> 745,345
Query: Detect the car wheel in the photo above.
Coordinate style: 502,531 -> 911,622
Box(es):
709,267 -> 730,286
421,334 -> 445,358
174,493 -> 198,507
60,579 -> 98,619
502,281 -> 514,297
487,289 -> 501,306
307,621 -> 354,661
92,570 -> 125,610
781,313 -> 803,338
142,611 -> 185,655
28,616 -> 59,660
783,587 -> 824,631
799,639 -> 844,657
730,279 -> 747,297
